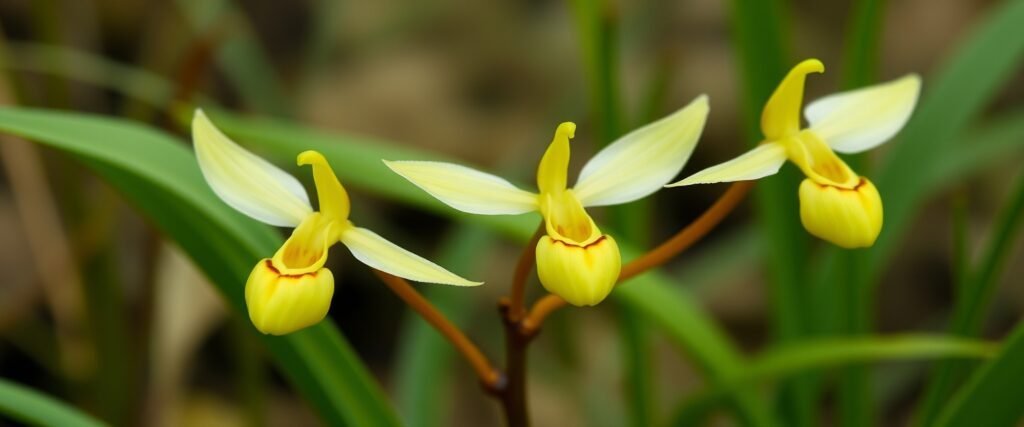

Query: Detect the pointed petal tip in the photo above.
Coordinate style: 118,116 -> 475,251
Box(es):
453,279 -> 485,287
192,108 -> 212,129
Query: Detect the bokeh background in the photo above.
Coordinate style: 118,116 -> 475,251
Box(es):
0,0 -> 1022,426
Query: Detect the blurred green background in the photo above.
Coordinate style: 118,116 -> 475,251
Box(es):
0,0 -> 1022,426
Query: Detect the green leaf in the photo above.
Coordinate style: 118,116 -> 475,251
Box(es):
870,0 -> 1024,275
915,168 -> 1024,426
727,1 -> 821,426
927,110 -> 1024,189
835,1 -> 888,425
173,0 -> 293,116
0,107 -> 400,427
0,378 -> 107,427
393,225 -> 494,427
670,335 -> 996,425
617,304 -> 655,427
933,322 -> 1024,427
570,0 -> 624,146
0,42 -> 177,108
612,247 -> 775,427
841,0 -> 885,89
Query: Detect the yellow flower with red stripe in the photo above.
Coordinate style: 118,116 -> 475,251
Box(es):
669,59 -> 920,248
387,96 -> 709,306
192,111 -> 480,335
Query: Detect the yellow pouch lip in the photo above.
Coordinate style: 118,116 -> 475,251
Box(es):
783,131 -> 860,189
540,191 -> 604,247
271,215 -> 348,275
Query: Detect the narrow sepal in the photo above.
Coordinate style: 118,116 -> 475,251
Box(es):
340,226 -> 482,286
384,160 -> 537,215
192,109 -> 312,226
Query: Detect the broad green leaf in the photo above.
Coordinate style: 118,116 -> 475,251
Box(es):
0,108 -> 400,427
0,378 -> 107,427
933,322 -> 1024,427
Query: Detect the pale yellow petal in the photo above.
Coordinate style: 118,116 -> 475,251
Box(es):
384,160 -> 537,215
192,109 -> 312,226
761,59 -> 825,140
340,227 -> 482,286
666,142 -> 787,187
573,95 -> 709,207
805,74 -> 921,153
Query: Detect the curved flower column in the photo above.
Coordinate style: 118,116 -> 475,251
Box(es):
386,95 -> 709,306
192,110 -> 480,335
668,59 -> 920,248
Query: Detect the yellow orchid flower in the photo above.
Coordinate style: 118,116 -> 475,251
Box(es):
386,95 -> 710,306
192,110 -> 481,335
668,59 -> 920,248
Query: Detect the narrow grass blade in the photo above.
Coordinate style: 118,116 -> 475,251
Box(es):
669,335 -> 996,425
174,0 -> 293,116
569,0 -> 624,146
834,1 -> 889,423
933,322 -> 1024,427
0,42 -> 176,108
727,1 -> 821,426
915,169 -> 1024,426
869,0 -> 1024,274
0,378 -> 107,427
393,225 -> 493,427
618,304 -> 655,427
927,110 -> 1024,190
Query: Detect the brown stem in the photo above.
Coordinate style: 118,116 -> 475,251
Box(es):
495,301 -> 534,427
373,270 -> 501,388
522,181 -> 754,331
488,223 -> 544,427
507,224 -> 545,321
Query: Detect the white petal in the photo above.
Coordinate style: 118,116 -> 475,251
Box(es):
193,109 -> 312,226
805,74 -> 921,153
384,160 -> 537,215
573,95 -> 709,207
666,142 -> 787,187
340,227 -> 482,286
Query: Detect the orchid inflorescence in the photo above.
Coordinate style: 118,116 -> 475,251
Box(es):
192,58 -> 920,349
